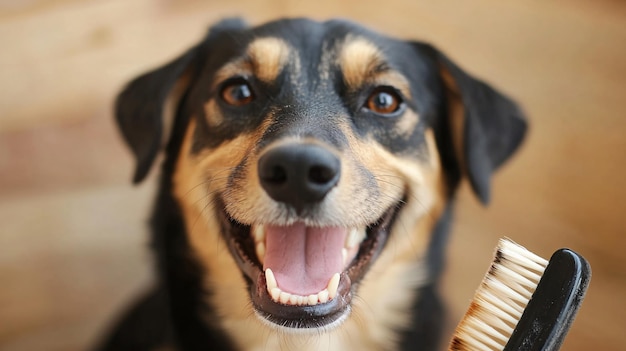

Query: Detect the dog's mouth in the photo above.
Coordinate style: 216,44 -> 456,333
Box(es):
216,198 -> 403,330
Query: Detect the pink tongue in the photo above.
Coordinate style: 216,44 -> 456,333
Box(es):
263,223 -> 347,296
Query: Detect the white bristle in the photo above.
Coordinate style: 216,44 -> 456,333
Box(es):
449,238 -> 549,351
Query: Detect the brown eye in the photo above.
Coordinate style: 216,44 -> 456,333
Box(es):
365,87 -> 403,115
220,79 -> 255,106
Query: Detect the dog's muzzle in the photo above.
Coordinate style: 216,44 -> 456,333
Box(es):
217,142 -> 403,330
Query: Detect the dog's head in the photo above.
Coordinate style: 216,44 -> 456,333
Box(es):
116,18 -> 526,342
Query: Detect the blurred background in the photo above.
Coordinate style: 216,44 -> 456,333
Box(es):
1,0 -> 624,350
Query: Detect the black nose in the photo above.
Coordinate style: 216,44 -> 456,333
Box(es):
258,144 -> 341,210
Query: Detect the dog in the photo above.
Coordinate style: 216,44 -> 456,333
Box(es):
96,18 -> 527,351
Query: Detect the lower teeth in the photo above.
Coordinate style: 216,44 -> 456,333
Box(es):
264,269 -> 341,306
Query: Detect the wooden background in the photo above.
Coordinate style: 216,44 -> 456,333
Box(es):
1,0 -> 625,350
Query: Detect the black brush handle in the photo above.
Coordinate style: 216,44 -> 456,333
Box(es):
503,249 -> 591,351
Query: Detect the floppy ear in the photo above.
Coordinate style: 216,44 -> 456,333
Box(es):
433,48 -> 527,204
115,49 -> 199,184
115,18 -> 248,184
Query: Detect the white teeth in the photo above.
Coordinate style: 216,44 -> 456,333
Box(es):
270,287 -> 281,301
253,225 -> 266,263
279,291 -> 291,304
253,225 -> 265,243
345,227 -> 366,249
265,268 -> 277,290
264,269 -> 342,306
255,242 -> 266,264
327,273 -> 340,299
259,224 -> 354,306
318,290 -> 329,304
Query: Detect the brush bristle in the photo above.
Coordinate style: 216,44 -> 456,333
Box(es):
449,238 -> 549,351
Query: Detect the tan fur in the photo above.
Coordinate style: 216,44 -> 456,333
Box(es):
212,59 -> 254,90
338,36 -> 416,136
339,37 -> 384,89
395,109 -> 420,136
247,37 -> 290,83
212,38 -> 289,86
173,120 -> 263,346
338,37 -> 412,98
206,38 -> 289,126
203,99 -> 223,127
372,70 -> 413,99
336,127 -> 447,348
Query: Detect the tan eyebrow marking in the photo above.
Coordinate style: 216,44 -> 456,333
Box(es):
247,37 -> 290,82
373,70 -> 412,100
339,37 -> 384,89
212,37 -> 290,90
212,59 -> 253,90
339,37 -> 412,99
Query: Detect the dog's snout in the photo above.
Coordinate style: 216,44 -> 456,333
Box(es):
258,144 -> 340,209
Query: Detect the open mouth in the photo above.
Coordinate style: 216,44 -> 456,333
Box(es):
216,197 -> 403,330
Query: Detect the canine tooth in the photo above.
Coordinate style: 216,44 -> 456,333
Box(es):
265,268 -> 277,291
256,242 -> 266,263
346,227 -> 365,249
327,273 -> 340,299
270,287 -> 281,301
308,294 -> 318,305
253,225 -> 265,243
342,248 -> 348,265
279,291 -> 291,304
318,289 -> 329,304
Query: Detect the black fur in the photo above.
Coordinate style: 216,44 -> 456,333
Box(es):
436,52 -> 526,204
97,18 -> 527,351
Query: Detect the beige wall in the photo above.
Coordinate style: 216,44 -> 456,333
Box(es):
1,0 -> 625,350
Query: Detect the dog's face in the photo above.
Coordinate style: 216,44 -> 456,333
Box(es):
176,20 -> 446,330
116,18 -> 526,349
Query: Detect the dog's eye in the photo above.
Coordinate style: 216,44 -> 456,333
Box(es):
220,79 -> 255,106
365,87 -> 403,115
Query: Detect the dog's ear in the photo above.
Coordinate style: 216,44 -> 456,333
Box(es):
115,49 -> 199,184
418,44 -> 527,204
116,18 -> 247,184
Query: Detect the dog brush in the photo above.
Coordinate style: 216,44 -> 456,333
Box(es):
449,238 -> 591,351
